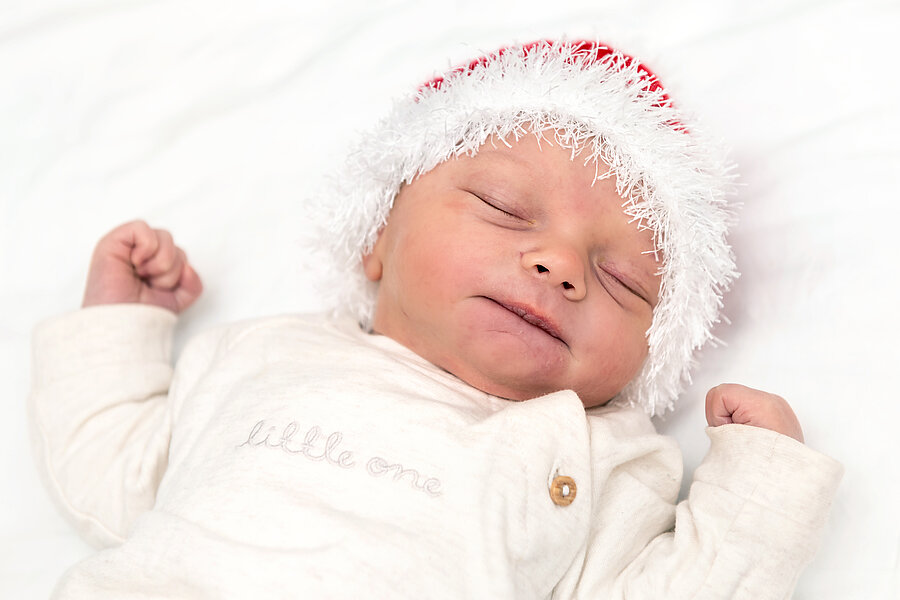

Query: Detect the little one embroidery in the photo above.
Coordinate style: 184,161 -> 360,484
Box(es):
29,40 -> 842,599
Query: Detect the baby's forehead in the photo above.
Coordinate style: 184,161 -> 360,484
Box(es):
444,132 -> 616,187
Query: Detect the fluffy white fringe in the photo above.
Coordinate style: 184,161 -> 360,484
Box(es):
313,40 -> 737,416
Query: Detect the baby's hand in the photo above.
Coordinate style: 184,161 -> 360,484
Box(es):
705,383 -> 804,443
82,220 -> 203,314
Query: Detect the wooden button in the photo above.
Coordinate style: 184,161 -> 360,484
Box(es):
549,475 -> 577,506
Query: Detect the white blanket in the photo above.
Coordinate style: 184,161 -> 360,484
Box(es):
2,1 -> 898,597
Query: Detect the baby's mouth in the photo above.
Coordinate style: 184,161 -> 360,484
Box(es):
487,298 -> 568,347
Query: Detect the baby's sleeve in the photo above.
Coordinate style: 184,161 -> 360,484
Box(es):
572,416 -> 843,600
654,425 -> 843,598
27,304 -> 216,548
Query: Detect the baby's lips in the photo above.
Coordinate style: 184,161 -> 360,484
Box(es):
491,297 -> 567,344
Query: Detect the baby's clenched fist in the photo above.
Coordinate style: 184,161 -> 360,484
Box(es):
705,383 -> 804,443
82,220 -> 203,314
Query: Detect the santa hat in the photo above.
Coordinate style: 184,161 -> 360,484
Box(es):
316,39 -> 737,416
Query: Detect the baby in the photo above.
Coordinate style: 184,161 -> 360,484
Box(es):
30,41 -> 841,599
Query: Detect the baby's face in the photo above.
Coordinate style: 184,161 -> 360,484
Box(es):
362,133 -> 660,408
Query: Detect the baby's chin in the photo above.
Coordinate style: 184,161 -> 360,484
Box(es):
453,369 -> 617,409
387,324 -> 623,408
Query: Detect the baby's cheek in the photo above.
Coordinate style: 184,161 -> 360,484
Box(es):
413,233 -> 482,286
585,320 -> 650,392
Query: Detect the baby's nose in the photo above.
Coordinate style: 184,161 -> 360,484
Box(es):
521,248 -> 586,300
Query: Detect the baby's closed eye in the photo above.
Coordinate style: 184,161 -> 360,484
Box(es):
596,263 -> 653,307
467,190 -> 532,224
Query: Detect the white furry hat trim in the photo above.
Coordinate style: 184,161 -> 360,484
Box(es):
317,40 -> 737,416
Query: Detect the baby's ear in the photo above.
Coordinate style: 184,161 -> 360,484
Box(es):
361,235 -> 385,282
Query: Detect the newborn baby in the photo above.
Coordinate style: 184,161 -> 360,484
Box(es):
30,40 -> 841,599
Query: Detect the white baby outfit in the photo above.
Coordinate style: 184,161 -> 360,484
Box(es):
30,304 -> 842,599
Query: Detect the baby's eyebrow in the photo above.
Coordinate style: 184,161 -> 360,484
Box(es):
475,147 -> 531,166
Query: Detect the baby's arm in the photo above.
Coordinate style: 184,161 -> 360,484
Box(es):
29,222 -> 203,547
573,394 -> 841,599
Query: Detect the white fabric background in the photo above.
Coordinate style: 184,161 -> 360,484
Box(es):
2,1 -> 897,597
